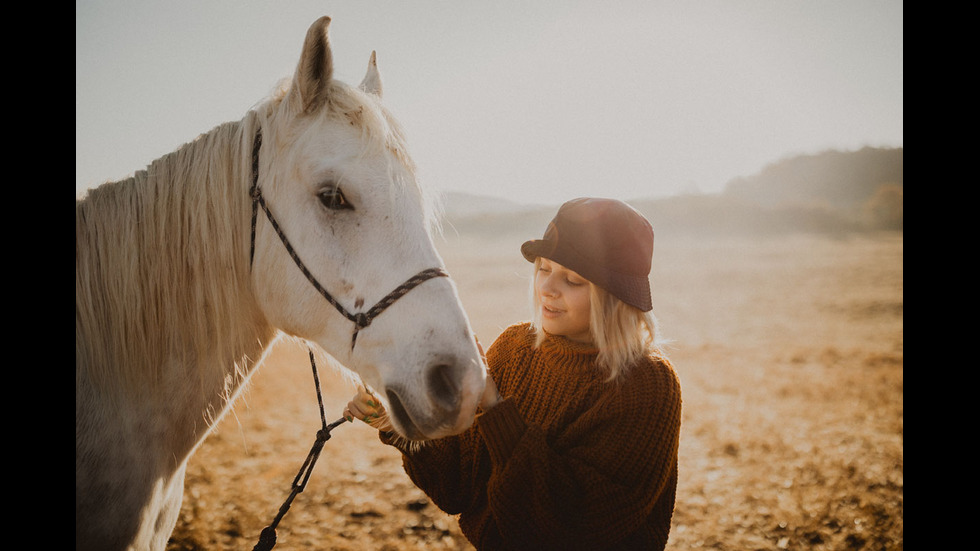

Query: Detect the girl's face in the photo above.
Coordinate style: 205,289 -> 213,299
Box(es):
535,258 -> 592,343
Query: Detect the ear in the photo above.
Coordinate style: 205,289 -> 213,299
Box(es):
358,51 -> 383,98
292,16 -> 334,114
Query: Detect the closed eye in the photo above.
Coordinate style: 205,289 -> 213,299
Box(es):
318,187 -> 353,211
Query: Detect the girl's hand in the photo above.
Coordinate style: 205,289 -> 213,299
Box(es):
343,387 -> 393,432
476,338 -> 502,411
481,373 -> 502,411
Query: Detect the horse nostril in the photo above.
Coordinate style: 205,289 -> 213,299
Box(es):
426,362 -> 462,413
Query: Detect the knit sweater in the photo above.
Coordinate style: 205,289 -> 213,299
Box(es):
381,322 -> 682,550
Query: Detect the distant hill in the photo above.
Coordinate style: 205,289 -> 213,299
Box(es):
635,146 -> 902,236
442,146 -> 903,238
723,147 -> 903,211
438,191 -> 547,219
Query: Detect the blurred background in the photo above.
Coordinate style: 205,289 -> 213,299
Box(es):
76,3 -> 902,549
76,1 -> 902,208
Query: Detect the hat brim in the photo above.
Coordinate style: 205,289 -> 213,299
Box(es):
521,239 -> 553,263
520,239 -> 652,312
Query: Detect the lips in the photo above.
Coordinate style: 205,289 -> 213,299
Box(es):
542,304 -> 564,317
385,388 -> 427,441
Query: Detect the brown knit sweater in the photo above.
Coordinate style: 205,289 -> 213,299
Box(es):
381,323 -> 682,550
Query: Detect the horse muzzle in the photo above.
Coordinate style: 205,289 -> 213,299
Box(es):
384,359 -> 483,441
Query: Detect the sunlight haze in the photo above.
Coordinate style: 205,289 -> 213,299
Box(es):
76,1 -> 903,207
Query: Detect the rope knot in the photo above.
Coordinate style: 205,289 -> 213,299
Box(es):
252,526 -> 277,551
316,428 -> 331,443
352,312 -> 371,329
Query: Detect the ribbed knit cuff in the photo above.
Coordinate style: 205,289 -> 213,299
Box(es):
477,397 -> 526,466
378,429 -> 410,452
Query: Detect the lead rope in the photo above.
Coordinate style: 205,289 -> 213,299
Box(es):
253,349 -> 349,551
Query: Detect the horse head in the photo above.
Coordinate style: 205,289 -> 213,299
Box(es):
250,17 -> 485,440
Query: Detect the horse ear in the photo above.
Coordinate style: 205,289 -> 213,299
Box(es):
359,51 -> 383,98
293,16 -> 334,114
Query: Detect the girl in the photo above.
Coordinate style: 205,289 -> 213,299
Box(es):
345,197 -> 682,550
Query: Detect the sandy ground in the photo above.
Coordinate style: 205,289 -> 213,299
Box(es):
166,232 -> 903,550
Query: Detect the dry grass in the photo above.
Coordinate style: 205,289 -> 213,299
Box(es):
166,230 -> 903,550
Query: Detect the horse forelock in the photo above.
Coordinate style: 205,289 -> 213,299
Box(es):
264,78 -> 441,229
330,81 -> 443,232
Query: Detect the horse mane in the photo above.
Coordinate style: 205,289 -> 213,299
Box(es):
76,76 -> 436,403
76,111 -> 265,401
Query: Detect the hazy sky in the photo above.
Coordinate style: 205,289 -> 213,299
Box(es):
76,1 -> 903,206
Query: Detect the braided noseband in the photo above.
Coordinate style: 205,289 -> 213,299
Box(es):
247,129 -> 448,350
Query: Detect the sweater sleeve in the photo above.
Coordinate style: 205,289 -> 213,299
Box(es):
475,358 -> 682,550
376,327 -> 529,516
380,418 -> 489,516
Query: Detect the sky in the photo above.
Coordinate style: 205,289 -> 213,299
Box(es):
76,1 -> 903,207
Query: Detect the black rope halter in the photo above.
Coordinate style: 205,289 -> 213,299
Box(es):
246,127 -> 448,549
247,129 -> 449,350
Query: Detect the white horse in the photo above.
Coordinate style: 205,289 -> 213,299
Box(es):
76,16 -> 485,551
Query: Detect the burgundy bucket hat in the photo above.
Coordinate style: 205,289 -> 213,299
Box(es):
521,197 -> 654,312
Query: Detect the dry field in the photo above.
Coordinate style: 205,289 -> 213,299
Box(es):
166,227 -> 903,550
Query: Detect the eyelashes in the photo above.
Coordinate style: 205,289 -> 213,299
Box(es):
318,186 -> 353,211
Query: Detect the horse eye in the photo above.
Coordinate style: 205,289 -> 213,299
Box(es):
318,187 -> 353,211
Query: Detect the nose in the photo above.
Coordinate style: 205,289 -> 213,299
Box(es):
538,272 -> 559,298
384,359 -> 469,441
426,361 -> 462,414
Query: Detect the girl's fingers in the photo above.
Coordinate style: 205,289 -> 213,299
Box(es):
341,385 -> 393,430
345,387 -> 387,423
346,401 -> 371,420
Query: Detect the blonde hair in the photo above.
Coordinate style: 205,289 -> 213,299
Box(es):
529,259 -> 666,383
75,114 -> 265,400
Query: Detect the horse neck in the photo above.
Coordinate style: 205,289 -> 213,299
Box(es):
76,115 -> 276,420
